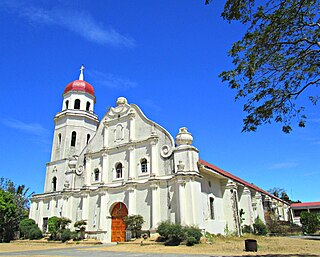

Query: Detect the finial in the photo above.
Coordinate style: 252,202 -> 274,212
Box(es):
79,64 -> 85,80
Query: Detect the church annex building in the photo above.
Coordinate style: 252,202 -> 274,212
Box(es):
29,67 -> 291,243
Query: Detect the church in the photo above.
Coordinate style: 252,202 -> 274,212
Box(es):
29,66 -> 291,243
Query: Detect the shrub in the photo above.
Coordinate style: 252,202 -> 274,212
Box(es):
48,216 -> 72,241
186,236 -> 198,246
157,221 -> 184,245
74,220 -> 87,240
253,217 -> 268,235
124,215 -> 144,238
183,226 -> 202,243
29,227 -> 42,240
242,225 -> 253,234
61,229 -> 72,242
300,211 -> 319,234
19,218 -> 41,239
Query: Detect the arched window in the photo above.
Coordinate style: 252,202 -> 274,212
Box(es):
209,197 -> 215,220
65,100 -> 69,109
71,131 -> 77,147
86,134 -> 90,145
94,169 -> 100,181
52,177 -> 57,192
115,163 -> 123,179
74,99 -> 80,109
86,101 -> 91,111
141,158 -> 148,173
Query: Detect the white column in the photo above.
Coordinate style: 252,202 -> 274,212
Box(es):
99,192 -> 107,230
129,113 -> 135,142
102,153 -> 109,183
240,187 -> 254,226
190,177 -> 201,225
151,183 -> 160,228
103,122 -> 108,148
177,178 -> 186,225
150,139 -> 159,175
128,146 -> 135,179
128,185 -> 136,215
82,193 -> 90,225
255,192 -> 265,223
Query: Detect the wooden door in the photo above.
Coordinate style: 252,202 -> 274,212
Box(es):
111,202 -> 128,242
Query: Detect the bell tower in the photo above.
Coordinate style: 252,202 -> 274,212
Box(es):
50,65 -> 99,162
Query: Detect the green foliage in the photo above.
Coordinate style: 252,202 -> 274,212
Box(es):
19,218 -> 42,239
300,211 -> 319,234
74,220 -> 87,240
186,236 -> 197,246
253,217 -> 268,235
124,215 -> 144,238
206,0 -> 320,133
157,221 -> 184,245
157,221 -> 202,246
29,227 -> 42,240
61,229 -> 72,242
183,226 -> 202,243
242,225 -> 253,234
48,216 -> 71,241
0,178 -> 32,242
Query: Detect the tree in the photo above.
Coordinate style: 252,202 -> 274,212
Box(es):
300,211 -> 319,234
0,178 -> 33,242
124,215 -> 144,238
48,216 -> 71,241
206,0 -> 320,133
19,218 -> 42,240
0,189 -> 18,242
74,220 -> 87,240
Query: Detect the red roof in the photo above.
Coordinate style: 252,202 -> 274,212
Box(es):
64,80 -> 94,96
199,159 -> 286,203
291,202 -> 320,208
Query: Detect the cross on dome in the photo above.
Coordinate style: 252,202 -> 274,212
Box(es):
79,64 -> 85,81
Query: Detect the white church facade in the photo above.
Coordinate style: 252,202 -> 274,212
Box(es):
29,67 -> 291,242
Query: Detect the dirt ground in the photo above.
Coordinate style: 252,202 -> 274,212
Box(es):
0,236 -> 319,256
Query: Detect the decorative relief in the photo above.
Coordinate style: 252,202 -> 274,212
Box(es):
114,124 -> 124,142
52,166 -> 58,173
64,180 -> 70,189
76,165 -> 84,176
161,145 -> 172,158
177,161 -> 185,172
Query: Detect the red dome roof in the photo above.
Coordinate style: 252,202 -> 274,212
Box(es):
64,80 -> 94,96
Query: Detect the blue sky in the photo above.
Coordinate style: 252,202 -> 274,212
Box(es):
0,0 -> 319,202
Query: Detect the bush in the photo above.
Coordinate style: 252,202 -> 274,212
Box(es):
29,227 -> 43,240
124,215 -> 144,238
183,226 -> 202,243
157,221 -> 203,246
48,216 -> 72,241
253,217 -> 268,235
74,220 -> 87,240
157,221 -> 184,245
61,229 -> 72,242
19,218 -> 41,239
300,211 -> 319,234
242,225 -> 253,234
186,236 -> 198,246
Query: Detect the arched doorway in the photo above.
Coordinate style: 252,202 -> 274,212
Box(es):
111,202 -> 128,242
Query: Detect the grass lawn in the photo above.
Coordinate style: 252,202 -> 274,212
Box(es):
87,235 -> 320,256
0,235 -> 319,256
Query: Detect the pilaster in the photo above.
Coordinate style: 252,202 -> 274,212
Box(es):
150,181 -> 160,228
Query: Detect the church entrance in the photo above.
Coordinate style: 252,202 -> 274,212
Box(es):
111,202 -> 128,242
